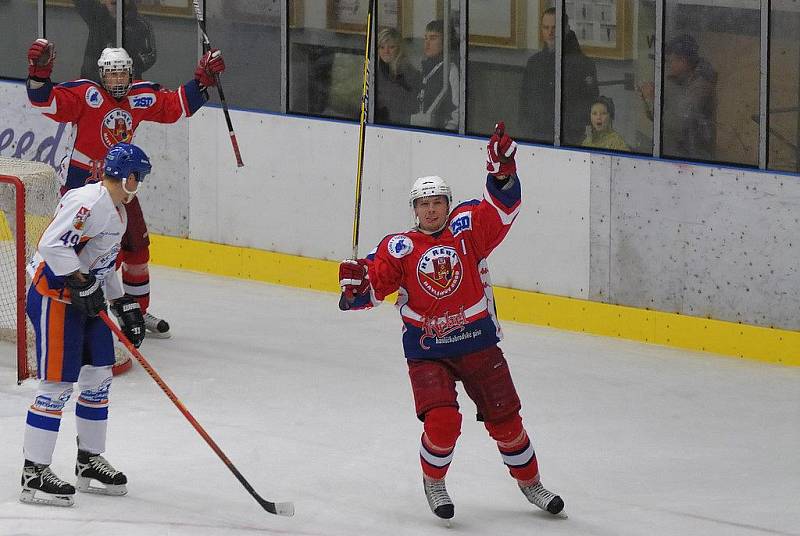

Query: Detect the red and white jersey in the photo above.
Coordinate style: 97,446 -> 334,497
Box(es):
27,77 -> 206,189
27,182 -> 126,303
355,173 -> 522,360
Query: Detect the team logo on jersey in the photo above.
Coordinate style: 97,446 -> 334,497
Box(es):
417,246 -> 463,298
72,206 -> 91,231
129,93 -> 156,108
100,109 -> 134,147
388,235 -> 413,258
85,86 -> 103,108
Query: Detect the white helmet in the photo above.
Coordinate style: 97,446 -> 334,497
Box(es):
409,175 -> 452,208
97,47 -> 133,98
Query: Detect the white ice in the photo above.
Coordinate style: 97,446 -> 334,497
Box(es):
1,266 -> 798,536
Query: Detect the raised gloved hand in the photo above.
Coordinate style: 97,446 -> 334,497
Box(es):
486,121 -> 517,177
338,259 -> 370,303
28,39 -> 55,79
65,273 -> 105,317
111,296 -> 145,348
194,49 -> 225,88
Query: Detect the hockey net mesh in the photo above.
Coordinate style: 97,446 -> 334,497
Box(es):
0,157 -> 131,381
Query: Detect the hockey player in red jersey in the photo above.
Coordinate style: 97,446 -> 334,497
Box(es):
338,124 -> 565,522
26,38 -> 225,339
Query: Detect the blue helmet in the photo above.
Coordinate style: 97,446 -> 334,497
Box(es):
104,143 -> 152,182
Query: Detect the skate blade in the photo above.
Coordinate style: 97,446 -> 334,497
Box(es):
20,488 -> 74,507
76,477 -> 127,496
145,330 -> 171,339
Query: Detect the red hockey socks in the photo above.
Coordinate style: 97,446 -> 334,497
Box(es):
119,247 -> 150,313
419,407 -> 462,480
486,414 -> 540,484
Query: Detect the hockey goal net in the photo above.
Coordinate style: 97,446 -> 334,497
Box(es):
0,156 -> 131,383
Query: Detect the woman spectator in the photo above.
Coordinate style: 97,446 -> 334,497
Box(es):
375,27 -> 421,126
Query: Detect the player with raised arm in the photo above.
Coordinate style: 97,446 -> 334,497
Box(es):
25,38 -> 225,339
338,123 -> 565,523
20,143 -> 150,507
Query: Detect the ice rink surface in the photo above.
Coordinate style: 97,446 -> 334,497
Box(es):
1,266 -> 798,536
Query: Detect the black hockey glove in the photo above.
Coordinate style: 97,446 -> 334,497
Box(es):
111,297 -> 145,348
65,273 -> 106,317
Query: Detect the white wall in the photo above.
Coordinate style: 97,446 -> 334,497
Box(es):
2,79 -> 798,330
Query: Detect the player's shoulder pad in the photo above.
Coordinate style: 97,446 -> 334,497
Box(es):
448,200 -> 479,237
130,81 -> 162,92
58,79 -> 99,89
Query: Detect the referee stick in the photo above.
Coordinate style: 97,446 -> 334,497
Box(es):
339,0 -> 374,312
99,311 -> 294,517
191,0 -> 244,168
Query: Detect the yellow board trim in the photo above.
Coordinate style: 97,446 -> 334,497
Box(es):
150,234 -> 800,367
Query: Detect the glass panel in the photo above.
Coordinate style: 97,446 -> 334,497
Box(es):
46,0 -> 97,83
376,0 -> 461,132
466,0 -> 541,139
288,0 -> 367,120
569,0 -> 652,153
125,0 -> 196,89
769,0 -> 800,173
663,1 -> 760,165
0,0 -> 38,80
206,0 -> 281,112
514,3 -> 556,144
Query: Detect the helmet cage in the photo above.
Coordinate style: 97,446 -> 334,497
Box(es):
98,48 -> 133,98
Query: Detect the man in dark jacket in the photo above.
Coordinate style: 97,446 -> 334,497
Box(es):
519,8 -> 598,144
73,0 -> 156,82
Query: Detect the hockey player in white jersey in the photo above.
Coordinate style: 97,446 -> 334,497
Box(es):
20,142 -> 150,507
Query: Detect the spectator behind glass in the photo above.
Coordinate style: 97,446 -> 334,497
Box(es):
582,96 -> 629,151
73,0 -> 156,82
411,19 -> 460,130
639,33 -> 717,160
375,27 -> 421,125
520,8 -> 598,144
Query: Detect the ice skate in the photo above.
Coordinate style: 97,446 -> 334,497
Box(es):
75,449 -> 128,495
20,460 -> 75,507
143,312 -> 171,339
519,481 -> 566,517
423,477 -> 454,523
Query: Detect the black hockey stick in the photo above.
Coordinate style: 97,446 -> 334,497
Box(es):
191,0 -> 244,168
99,311 -> 294,516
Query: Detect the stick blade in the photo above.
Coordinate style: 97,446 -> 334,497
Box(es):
264,500 -> 295,517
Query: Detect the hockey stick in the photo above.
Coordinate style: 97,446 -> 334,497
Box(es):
339,0 -> 374,312
191,0 -> 244,168
98,311 -> 294,516
349,0 -> 375,260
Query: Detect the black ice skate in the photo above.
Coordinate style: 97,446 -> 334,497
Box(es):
519,481 -> 566,517
75,450 -> 128,495
144,312 -> 171,339
423,477 -> 454,521
20,460 -> 76,507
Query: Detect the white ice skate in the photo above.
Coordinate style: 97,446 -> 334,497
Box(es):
144,312 -> 171,339
20,461 -> 75,507
519,481 -> 567,518
423,477 -> 454,525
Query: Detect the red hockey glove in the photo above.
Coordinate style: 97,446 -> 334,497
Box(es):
194,49 -> 225,88
28,39 -> 55,79
486,121 -> 517,177
338,259 -> 370,302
